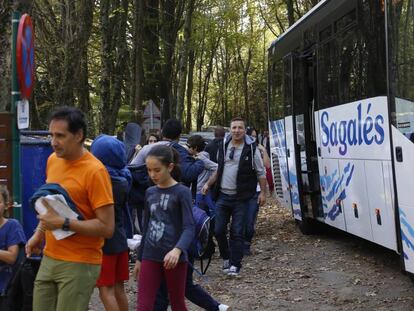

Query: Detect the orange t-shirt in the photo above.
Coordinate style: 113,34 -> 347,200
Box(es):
44,151 -> 114,265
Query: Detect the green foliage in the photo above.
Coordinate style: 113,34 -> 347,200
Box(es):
7,0 -> 322,133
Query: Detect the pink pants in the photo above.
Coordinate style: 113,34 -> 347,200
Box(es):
137,260 -> 188,311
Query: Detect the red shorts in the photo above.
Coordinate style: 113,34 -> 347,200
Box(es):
96,250 -> 129,287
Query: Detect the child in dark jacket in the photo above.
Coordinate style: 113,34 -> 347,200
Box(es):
134,145 -> 195,311
187,135 -> 218,218
91,135 -> 132,311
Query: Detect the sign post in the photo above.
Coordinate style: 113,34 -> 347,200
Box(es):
11,11 -> 22,221
11,13 -> 35,220
143,100 -> 161,134
16,14 -> 35,101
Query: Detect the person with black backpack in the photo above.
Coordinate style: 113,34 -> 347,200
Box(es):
148,201 -> 230,311
129,119 -> 204,233
130,119 -> 204,187
130,133 -> 230,310
202,117 -> 267,277
91,135 -> 131,311
186,134 -> 218,218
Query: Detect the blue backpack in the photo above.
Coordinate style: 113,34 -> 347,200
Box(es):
192,205 -> 215,274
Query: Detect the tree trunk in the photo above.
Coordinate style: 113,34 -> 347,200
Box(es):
196,37 -> 220,130
57,0 -> 76,106
176,0 -> 195,120
285,0 -> 296,26
77,48 -> 93,132
242,48 -> 252,124
75,0 -> 94,134
143,0 -> 159,103
159,0 -> 185,123
131,0 -> 145,123
237,43 -> 252,123
99,0 -> 112,132
185,48 -> 195,132
0,3 -> 12,111
159,0 -> 174,122
99,0 -> 129,134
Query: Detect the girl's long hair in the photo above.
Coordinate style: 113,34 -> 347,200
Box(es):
147,145 -> 181,182
0,185 -> 9,206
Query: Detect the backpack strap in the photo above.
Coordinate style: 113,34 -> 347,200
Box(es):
188,261 -> 208,281
200,256 -> 213,275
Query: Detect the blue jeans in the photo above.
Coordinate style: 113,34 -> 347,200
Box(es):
214,192 -> 248,268
244,192 -> 259,245
195,192 -> 216,218
153,254 -> 219,311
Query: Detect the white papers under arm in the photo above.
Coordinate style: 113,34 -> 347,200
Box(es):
35,195 -> 79,240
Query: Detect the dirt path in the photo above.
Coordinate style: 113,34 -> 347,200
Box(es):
90,199 -> 414,310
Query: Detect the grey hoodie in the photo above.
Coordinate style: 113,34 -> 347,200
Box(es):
195,151 -> 218,193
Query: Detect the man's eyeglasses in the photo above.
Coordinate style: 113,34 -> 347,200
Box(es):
229,146 -> 235,160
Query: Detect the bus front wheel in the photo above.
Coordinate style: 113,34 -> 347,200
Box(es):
295,217 -> 320,235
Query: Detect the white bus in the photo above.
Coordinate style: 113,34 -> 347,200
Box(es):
268,0 -> 414,274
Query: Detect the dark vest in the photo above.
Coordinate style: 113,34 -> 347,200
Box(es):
215,138 -> 258,201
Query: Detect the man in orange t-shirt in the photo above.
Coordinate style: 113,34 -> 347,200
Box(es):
26,107 -> 114,311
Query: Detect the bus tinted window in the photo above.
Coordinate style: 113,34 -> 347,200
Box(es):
318,39 -> 339,109
293,56 -> 305,114
388,0 -> 414,135
318,1 -> 386,110
389,0 -> 414,104
269,58 -> 284,121
283,56 -> 293,116
334,9 -> 356,33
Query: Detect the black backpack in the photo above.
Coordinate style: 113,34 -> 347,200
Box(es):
1,248 -> 40,311
191,203 -> 216,275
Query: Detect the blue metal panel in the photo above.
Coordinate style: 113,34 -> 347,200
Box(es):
20,137 -> 52,238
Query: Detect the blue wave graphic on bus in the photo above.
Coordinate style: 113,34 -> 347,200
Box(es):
271,120 -> 289,183
271,119 -> 301,217
274,120 -> 286,152
320,103 -> 385,155
288,171 -> 300,206
399,209 -> 414,260
293,208 -> 302,217
320,163 -> 355,221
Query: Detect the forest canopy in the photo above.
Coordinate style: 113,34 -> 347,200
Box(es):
0,0 -> 321,135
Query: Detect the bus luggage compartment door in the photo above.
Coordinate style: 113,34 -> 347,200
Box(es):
339,159 -> 373,242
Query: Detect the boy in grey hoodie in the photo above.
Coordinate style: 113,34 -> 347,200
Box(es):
187,135 -> 218,217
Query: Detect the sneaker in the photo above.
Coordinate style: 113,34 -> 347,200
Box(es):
218,304 -> 231,311
222,259 -> 230,273
227,265 -> 240,276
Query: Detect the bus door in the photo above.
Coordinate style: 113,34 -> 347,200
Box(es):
292,50 -> 322,221
392,101 -> 414,273
269,119 -> 292,210
283,54 -> 302,220
388,0 -> 414,274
